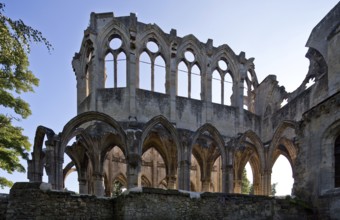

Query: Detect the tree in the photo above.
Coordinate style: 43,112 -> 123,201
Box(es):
241,168 -> 251,194
112,180 -> 124,197
0,3 -> 51,189
271,182 -> 278,196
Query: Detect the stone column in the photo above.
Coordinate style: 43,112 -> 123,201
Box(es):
238,65 -> 246,132
169,29 -> 177,123
128,14 -> 137,118
222,165 -> 234,193
78,177 -> 88,194
127,153 -> 141,189
93,172 -> 104,196
253,183 -> 260,195
225,149 -> 234,193
261,170 -> 271,196
55,155 -> 64,191
205,45 -> 213,123
152,156 -> 158,187
167,175 -> 177,189
178,160 -> 190,190
45,144 -> 55,188
234,179 -> 242,193
201,178 -> 211,192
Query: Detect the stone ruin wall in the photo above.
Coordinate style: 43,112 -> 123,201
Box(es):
1,182 -> 315,220
4,2 -> 339,220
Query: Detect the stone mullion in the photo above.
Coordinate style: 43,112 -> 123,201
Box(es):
151,58 -> 155,91
220,73 -> 224,105
188,65 -> 192,98
114,54 -> 118,88
221,74 -> 225,105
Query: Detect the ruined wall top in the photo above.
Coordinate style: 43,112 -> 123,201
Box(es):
306,2 -> 340,61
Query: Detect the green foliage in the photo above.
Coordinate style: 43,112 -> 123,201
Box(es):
241,168 -> 251,194
0,3 -> 51,189
112,180 -> 124,196
271,182 -> 277,196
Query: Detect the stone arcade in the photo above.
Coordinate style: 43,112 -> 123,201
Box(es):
1,2 -> 340,219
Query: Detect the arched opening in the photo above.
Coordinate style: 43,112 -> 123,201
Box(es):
177,61 -> 188,97
102,146 -> 127,196
280,98 -> 288,108
305,77 -> 315,89
243,70 -> 255,111
139,52 -> 151,90
245,162 -> 253,194
334,135 -> 340,188
147,41 -> 159,53
63,153 -> 78,192
85,65 -> 90,96
224,73 -> 232,105
141,147 -> 167,188
212,70 -> 221,104
105,53 -> 114,88
184,50 -> 195,62
271,155 -> 293,195
191,64 -> 201,100
105,50 -> 126,89
154,56 -> 166,94
234,132 -> 264,195
117,52 -> 126,88
109,37 -> 122,50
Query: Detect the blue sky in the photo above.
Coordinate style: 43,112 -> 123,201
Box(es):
1,0 -> 338,194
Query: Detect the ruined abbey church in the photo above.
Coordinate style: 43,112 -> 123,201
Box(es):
1,3 -> 339,219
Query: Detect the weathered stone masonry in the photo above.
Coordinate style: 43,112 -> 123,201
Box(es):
2,2 -> 340,220
1,182 -> 314,220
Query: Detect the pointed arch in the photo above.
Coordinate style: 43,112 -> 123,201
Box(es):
271,136 -> 297,169
141,115 -> 180,153
177,34 -> 205,66
136,26 -> 171,61
211,44 -> 239,79
190,123 -> 226,157
98,20 -> 130,57
140,115 -> 180,185
238,130 -> 265,171
269,120 -> 298,167
60,112 -> 127,156
189,123 -> 226,192
27,126 -> 55,183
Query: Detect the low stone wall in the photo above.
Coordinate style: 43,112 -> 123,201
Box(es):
5,182 -> 114,219
2,182 -> 315,220
114,188 -> 314,220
